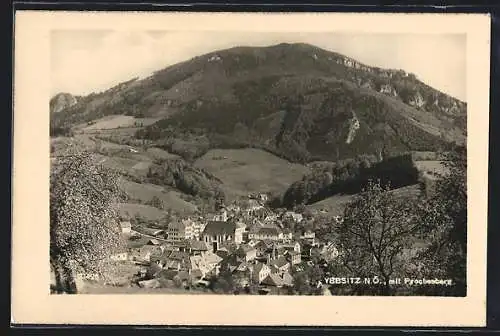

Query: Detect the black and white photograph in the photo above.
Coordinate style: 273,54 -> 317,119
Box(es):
48,29 -> 469,297
13,12 -> 490,326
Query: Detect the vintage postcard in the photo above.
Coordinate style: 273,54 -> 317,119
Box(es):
12,11 -> 490,326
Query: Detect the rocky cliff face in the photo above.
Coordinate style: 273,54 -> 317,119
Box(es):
50,93 -> 78,114
346,111 -> 360,144
330,54 -> 466,118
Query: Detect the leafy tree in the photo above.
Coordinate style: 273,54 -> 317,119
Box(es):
50,149 -> 124,294
213,277 -> 233,294
170,275 -> 183,288
335,180 -> 423,295
292,271 -> 311,295
313,215 -> 339,243
435,146 -> 467,254
415,146 -> 467,296
291,263 -> 324,295
206,271 -> 235,294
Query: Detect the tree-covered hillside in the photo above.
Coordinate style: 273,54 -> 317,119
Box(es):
51,43 -> 466,163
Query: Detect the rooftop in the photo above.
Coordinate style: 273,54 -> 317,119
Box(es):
257,227 -> 281,235
236,262 -> 250,272
238,244 -> 257,253
254,240 -> 269,249
282,272 -> 294,286
272,256 -> 289,268
164,260 -> 181,270
189,255 -> 203,269
203,251 -> 223,264
168,220 -> 186,230
137,227 -> 165,236
253,262 -> 268,273
202,221 -> 237,236
262,273 -> 284,287
136,245 -> 161,254
172,240 -> 188,248
168,251 -> 190,261
147,239 -> 162,245
187,239 -> 208,251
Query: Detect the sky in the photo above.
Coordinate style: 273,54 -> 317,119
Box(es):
51,30 -> 466,101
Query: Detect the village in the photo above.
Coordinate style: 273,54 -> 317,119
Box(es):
109,192 -> 342,295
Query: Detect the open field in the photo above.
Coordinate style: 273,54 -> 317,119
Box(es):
307,184 -> 423,216
131,160 -> 154,172
411,151 -> 446,161
51,135 -> 97,153
88,153 -> 153,178
414,160 -> 450,181
99,155 -> 141,171
83,115 -> 136,130
146,147 -> 180,160
307,194 -> 356,216
84,127 -> 142,134
126,235 -> 151,248
52,134 -> 136,154
414,160 -> 448,174
118,203 -> 167,221
194,148 -> 310,199
52,136 -> 153,176
77,115 -> 161,131
119,179 -> 198,213
388,184 -> 423,200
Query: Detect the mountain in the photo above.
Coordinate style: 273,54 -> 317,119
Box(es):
51,43 -> 466,163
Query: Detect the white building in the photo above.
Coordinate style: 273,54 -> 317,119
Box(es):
248,226 -> 281,241
182,218 -> 206,240
235,221 -> 246,244
201,221 -> 237,252
120,221 -> 132,234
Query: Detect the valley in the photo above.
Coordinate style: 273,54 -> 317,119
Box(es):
50,42 -> 458,230
49,42 -> 464,296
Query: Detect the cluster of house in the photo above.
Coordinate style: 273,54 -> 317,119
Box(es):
114,195 -> 340,292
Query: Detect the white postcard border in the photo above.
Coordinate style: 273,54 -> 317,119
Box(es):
12,11 -> 490,326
